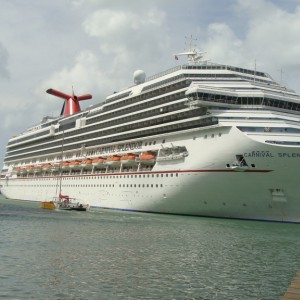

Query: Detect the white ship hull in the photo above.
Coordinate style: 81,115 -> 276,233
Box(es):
2,48 -> 300,223
2,126 -> 300,223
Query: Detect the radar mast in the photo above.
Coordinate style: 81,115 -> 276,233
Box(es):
174,35 -> 206,65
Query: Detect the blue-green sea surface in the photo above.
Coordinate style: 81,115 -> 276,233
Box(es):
0,195 -> 299,299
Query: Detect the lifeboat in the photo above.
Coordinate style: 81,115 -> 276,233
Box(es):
120,153 -> 137,165
140,151 -> 156,164
33,165 -> 43,173
51,163 -> 61,171
105,155 -> 121,166
61,161 -> 71,170
69,160 -> 82,170
92,157 -> 106,167
41,163 -> 52,171
19,167 -> 26,175
14,166 -> 22,174
81,158 -> 93,169
26,165 -> 34,173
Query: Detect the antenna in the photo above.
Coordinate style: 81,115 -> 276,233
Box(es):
278,68 -> 284,86
185,34 -> 197,52
254,59 -> 256,82
174,34 -> 206,65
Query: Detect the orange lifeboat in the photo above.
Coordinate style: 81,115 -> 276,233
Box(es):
51,163 -> 60,171
120,153 -> 136,165
69,160 -> 82,170
140,151 -> 156,164
26,165 -> 34,173
92,157 -> 106,167
33,165 -> 43,173
41,163 -> 52,171
81,158 -> 93,169
105,155 -> 121,166
61,161 -> 71,170
14,166 -> 22,174
19,167 -> 26,175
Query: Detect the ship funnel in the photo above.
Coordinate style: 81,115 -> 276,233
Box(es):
46,88 -> 92,116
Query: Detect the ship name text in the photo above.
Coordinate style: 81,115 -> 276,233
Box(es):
244,151 -> 300,158
98,142 -> 143,154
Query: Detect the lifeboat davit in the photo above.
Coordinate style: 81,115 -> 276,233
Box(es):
120,153 -> 137,165
92,157 -> 106,167
69,160 -> 82,170
105,155 -> 121,166
140,151 -> 156,164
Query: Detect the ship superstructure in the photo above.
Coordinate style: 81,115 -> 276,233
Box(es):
1,49 -> 300,222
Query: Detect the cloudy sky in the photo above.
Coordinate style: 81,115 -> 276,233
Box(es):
1,0 -> 300,166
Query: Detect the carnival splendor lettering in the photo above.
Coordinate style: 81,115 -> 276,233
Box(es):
244,151 -> 300,158
98,142 -> 143,154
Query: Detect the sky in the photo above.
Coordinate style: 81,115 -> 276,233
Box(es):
1,0 -> 300,167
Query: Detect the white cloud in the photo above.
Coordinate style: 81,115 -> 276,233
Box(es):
82,7 -> 169,62
204,23 -> 244,66
39,50 -> 102,94
38,4 -> 171,109
199,0 -> 300,89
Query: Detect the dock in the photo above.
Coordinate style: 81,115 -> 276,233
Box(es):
282,270 -> 300,299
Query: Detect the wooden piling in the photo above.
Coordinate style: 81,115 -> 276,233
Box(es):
282,270 -> 300,299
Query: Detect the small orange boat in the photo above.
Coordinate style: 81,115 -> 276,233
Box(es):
81,158 -> 93,169
14,166 -> 22,174
19,167 -> 26,174
51,163 -> 61,171
41,163 -> 52,171
33,165 -> 43,173
92,157 -> 106,167
69,160 -> 82,169
140,151 -> 156,164
105,155 -> 121,166
61,161 -> 71,170
26,165 -> 34,173
120,153 -> 137,165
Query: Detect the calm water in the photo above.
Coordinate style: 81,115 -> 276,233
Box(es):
0,195 -> 299,299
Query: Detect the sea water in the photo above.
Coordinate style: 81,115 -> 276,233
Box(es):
0,195 -> 299,300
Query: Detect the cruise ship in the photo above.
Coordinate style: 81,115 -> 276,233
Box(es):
1,49 -> 300,223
